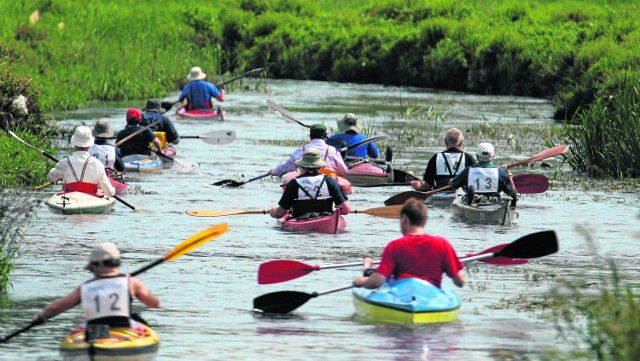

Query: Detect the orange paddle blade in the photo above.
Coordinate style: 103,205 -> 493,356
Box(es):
164,223 -> 229,260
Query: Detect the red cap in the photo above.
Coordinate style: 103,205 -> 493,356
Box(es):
126,108 -> 142,123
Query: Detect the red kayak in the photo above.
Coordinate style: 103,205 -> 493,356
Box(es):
107,170 -> 127,196
345,161 -> 391,186
176,106 -> 226,121
282,171 -> 352,195
277,209 -> 346,234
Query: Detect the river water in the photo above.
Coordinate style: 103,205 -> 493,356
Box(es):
1,79 -> 638,360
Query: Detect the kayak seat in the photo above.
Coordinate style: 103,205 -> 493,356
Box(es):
296,211 -> 332,220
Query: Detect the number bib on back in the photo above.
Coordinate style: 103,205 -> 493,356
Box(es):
435,152 -> 465,176
295,175 -> 331,200
467,167 -> 499,194
81,275 -> 130,321
89,144 -> 116,169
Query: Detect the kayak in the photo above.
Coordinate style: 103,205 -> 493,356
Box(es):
344,160 -> 391,187
159,145 -> 177,168
59,323 -> 159,361
282,171 -> 352,195
450,194 -> 518,225
45,191 -> 115,215
425,189 -> 463,207
107,170 -> 127,196
277,210 -> 346,234
176,106 -> 226,121
352,278 -> 461,324
123,154 -> 163,174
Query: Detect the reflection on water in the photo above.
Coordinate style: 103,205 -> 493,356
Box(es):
1,79 -> 638,360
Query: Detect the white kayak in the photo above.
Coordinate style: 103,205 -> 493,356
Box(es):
45,191 -> 115,214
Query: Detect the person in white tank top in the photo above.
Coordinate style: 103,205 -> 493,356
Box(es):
34,243 -> 159,327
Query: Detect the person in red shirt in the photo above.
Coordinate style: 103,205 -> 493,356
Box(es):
352,198 -> 465,289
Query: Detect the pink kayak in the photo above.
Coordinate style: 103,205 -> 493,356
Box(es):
277,210 -> 346,234
176,106 -> 226,121
107,170 -> 127,196
345,161 -> 391,186
282,171 -> 352,195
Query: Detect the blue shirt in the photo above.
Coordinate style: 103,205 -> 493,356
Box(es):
178,81 -> 222,110
327,132 -> 379,158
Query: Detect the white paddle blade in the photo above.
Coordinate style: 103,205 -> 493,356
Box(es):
173,156 -> 199,174
200,130 -> 236,145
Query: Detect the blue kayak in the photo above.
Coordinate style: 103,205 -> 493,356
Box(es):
352,277 -> 461,324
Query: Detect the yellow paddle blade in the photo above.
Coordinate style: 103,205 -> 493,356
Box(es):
353,205 -> 402,219
164,223 -> 229,261
186,210 -> 267,217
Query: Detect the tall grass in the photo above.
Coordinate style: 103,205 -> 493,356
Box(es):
0,189 -> 39,293
561,77 -> 640,178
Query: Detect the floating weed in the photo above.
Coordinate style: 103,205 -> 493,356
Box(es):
126,185 -> 157,195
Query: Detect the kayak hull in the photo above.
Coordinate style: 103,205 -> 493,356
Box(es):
123,154 -> 163,174
345,161 -> 391,186
450,195 -> 518,225
176,106 -> 226,121
45,192 -> 115,214
277,210 -> 346,234
353,278 -> 460,324
425,189 -> 463,207
59,323 -> 158,361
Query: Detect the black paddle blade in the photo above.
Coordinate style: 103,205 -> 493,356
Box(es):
392,169 -> 420,183
497,230 -> 559,259
384,191 -> 428,206
253,291 -> 313,314
385,146 -> 393,163
211,179 -> 243,187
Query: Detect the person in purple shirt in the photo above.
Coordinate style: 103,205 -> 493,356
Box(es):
178,67 -> 224,110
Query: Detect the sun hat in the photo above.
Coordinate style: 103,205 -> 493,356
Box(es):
70,126 -> 94,147
309,123 -> 327,138
92,119 -> 114,138
187,66 -> 207,81
126,108 -> 142,124
476,142 -> 495,162
141,98 -> 167,114
341,113 -> 362,133
84,242 -> 120,269
295,149 -> 327,169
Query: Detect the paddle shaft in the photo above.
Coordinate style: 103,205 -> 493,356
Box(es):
266,100 -> 310,128
339,135 -> 387,152
8,131 -> 137,211
218,67 -> 264,86
114,119 -> 161,147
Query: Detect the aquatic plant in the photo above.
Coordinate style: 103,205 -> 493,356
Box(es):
0,189 -> 39,293
0,130 -> 53,188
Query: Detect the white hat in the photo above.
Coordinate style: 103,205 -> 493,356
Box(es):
187,66 -> 207,81
476,142 -> 494,161
340,113 -> 362,133
71,126 -> 94,147
85,242 -> 120,269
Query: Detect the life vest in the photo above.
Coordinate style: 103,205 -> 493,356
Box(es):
81,275 -> 131,322
186,82 -> 212,110
435,152 -> 465,177
291,174 -> 334,217
153,131 -> 167,150
467,167 -> 499,194
61,157 -> 102,196
89,144 -> 116,169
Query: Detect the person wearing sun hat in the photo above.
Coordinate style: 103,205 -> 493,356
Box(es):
327,113 -> 380,160
115,108 -> 165,157
268,149 -> 351,219
89,119 -> 125,172
448,142 -> 517,207
268,123 -> 349,178
34,242 -> 159,329
48,125 -> 116,196
178,66 -> 224,111
141,98 -> 180,147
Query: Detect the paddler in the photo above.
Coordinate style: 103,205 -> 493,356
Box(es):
34,242 -> 159,329
268,149 -> 351,219
178,66 -> 224,111
89,119 -> 125,172
141,98 -> 180,151
48,125 -> 116,196
269,123 -> 349,178
326,113 -> 380,161
115,108 -> 165,157
353,198 -> 465,289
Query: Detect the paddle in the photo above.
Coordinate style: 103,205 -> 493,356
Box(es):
385,145 -> 568,206
8,131 -> 141,212
180,129 -> 236,145
0,223 -> 229,343
113,119 -> 161,147
511,173 -> 549,194
265,99 -> 310,128
161,67 -> 264,110
253,230 -> 558,313
339,135 -> 387,153
151,149 -> 198,174
392,169 -> 420,182
257,230 -> 555,285
211,173 -> 270,187
186,205 -> 401,219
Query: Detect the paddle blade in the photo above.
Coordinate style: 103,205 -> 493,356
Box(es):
173,155 -> 199,173
497,230 -> 558,259
513,174 -> 549,194
465,244 -> 528,265
384,191 -> 427,206
266,100 -> 310,128
253,291 -> 312,314
211,179 -> 244,187
354,205 -> 402,219
164,223 -> 229,260
199,130 -> 236,145
186,210 -> 266,217
385,146 -> 393,163
258,260 -> 319,284
392,169 -> 420,182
